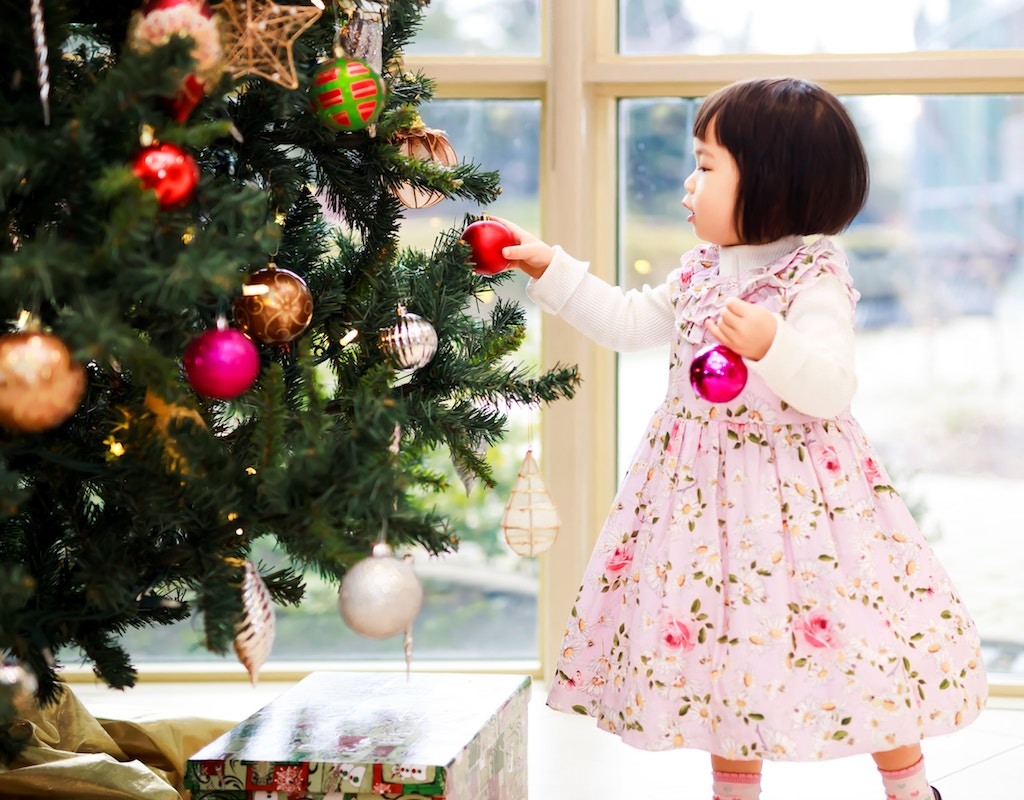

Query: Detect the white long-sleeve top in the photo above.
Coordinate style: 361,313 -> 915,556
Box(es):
526,238 -> 858,418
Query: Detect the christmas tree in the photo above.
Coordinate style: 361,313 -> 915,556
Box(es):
0,0 -> 579,757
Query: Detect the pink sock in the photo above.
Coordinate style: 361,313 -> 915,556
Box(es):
712,770 -> 761,800
879,757 -> 932,800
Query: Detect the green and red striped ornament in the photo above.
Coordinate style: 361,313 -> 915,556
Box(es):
310,56 -> 386,132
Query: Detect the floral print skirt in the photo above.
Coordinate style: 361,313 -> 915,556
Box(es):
546,404 -> 988,761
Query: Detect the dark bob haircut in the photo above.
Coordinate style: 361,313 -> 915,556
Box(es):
693,77 -> 869,244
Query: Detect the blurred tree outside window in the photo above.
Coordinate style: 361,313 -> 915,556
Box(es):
618,0 -> 1024,55
408,0 -> 541,56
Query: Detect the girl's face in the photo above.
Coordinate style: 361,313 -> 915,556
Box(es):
682,123 -> 741,246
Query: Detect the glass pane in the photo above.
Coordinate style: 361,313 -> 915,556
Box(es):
619,0 -> 1024,54
119,101 -> 543,664
406,0 -> 541,56
617,95 -> 1024,677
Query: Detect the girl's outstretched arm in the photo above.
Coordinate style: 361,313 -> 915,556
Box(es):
494,216 -> 676,352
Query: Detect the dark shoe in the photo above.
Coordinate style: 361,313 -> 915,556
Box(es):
932,788 -> 942,800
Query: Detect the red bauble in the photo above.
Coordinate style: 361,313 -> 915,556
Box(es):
689,343 -> 748,403
132,143 -> 199,209
461,219 -> 516,276
183,328 -> 260,400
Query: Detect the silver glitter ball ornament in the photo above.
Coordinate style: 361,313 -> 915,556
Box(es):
378,311 -> 438,370
338,542 -> 424,639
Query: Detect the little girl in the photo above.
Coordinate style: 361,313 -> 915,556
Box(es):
498,77 -> 988,800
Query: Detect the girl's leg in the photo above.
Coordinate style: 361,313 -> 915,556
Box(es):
710,755 -> 762,800
873,745 -> 937,799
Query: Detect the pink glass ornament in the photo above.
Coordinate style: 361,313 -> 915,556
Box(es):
689,343 -> 747,403
183,328 -> 260,399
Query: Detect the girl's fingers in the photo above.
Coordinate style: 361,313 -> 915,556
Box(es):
705,321 -> 726,344
485,214 -> 533,243
723,297 -> 749,315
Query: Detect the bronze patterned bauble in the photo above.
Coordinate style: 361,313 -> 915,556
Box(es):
233,266 -> 314,344
378,308 -> 437,370
392,125 -> 458,209
0,330 -> 86,433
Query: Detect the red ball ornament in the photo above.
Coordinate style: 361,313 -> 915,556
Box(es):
310,57 -> 387,132
461,219 -> 516,276
132,143 -> 200,209
689,343 -> 748,403
183,327 -> 260,400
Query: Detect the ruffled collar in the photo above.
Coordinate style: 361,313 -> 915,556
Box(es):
717,236 -> 806,280
671,236 -> 854,345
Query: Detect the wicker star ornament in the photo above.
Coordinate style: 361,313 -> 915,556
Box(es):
215,0 -> 322,89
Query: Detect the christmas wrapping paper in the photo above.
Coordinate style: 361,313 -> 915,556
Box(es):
184,671 -> 530,800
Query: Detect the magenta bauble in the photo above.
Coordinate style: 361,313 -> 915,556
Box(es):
689,343 -> 747,403
183,328 -> 260,400
461,219 -> 515,275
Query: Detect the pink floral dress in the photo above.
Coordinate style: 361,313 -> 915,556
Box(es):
546,239 -> 988,761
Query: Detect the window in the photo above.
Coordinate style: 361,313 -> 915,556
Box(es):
618,93 -> 1024,677
612,4 -> 1024,683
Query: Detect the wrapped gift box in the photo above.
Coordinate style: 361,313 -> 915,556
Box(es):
184,671 -> 530,800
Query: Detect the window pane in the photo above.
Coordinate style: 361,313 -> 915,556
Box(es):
617,95 -> 1024,678
118,101 -> 543,665
406,0 -> 541,56
619,0 -> 1024,54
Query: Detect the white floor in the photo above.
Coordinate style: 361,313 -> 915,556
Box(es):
72,677 -> 1024,800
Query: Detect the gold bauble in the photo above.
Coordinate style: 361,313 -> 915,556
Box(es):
0,331 -> 86,433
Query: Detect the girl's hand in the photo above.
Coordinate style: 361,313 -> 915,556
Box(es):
706,298 -> 777,361
487,216 -> 554,279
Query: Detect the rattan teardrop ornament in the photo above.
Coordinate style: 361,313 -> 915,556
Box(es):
501,448 -> 560,557
233,559 -> 275,684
